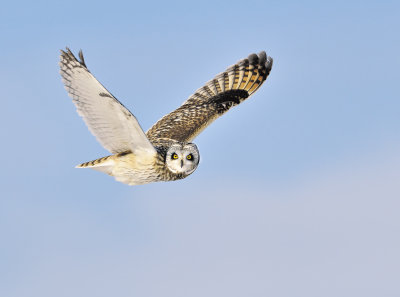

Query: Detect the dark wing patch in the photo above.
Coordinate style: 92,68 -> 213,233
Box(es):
146,51 -> 273,143
213,89 -> 249,113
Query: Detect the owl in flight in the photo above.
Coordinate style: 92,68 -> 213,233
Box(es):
59,48 -> 273,185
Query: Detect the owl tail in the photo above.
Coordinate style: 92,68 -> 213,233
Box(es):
76,155 -> 115,175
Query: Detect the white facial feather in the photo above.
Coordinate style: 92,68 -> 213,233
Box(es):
165,143 -> 199,175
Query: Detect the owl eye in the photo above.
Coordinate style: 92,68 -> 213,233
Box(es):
186,154 -> 193,160
171,153 -> 178,160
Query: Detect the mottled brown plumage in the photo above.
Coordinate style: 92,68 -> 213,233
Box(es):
146,52 -> 272,143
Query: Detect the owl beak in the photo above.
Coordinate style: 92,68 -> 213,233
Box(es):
181,160 -> 184,168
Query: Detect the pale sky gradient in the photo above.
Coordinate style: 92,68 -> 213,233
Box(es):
1,1 -> 400,296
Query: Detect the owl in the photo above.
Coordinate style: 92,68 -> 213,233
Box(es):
59,48 -> 273,185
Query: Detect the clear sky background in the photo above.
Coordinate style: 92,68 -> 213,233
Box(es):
1,0 -> 399,296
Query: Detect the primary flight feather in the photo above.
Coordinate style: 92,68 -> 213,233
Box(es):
59,48 -> 273,185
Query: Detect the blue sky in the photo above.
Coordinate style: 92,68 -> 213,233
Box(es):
1,0 -> 400,296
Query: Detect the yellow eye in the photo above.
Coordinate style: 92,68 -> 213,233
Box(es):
186,154 -> 192,160
172,153 -> 178,159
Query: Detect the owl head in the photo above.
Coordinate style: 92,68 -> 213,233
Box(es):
165,143 -> 200,175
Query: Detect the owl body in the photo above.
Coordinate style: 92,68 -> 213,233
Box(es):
77,139 -> 199,185
59,49 -> 273,185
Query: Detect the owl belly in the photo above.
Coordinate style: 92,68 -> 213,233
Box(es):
109,152 -> 158,185
113,166 -> 160,185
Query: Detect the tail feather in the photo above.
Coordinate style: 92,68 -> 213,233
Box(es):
76,155 -> 115,175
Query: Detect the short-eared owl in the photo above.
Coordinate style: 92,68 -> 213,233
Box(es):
59,48 -> 273,185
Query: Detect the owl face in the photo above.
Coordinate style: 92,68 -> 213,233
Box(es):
165,143 -> 200,175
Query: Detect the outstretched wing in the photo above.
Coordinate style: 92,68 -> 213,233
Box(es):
59,48 -> 156,155
146,51 -> 273,143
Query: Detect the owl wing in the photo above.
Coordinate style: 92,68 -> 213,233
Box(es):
146,51 -> 273,143
59,48 -> 156,155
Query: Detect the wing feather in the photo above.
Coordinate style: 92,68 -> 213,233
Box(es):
59,48 -> 156,155
146,51 -> 273,143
